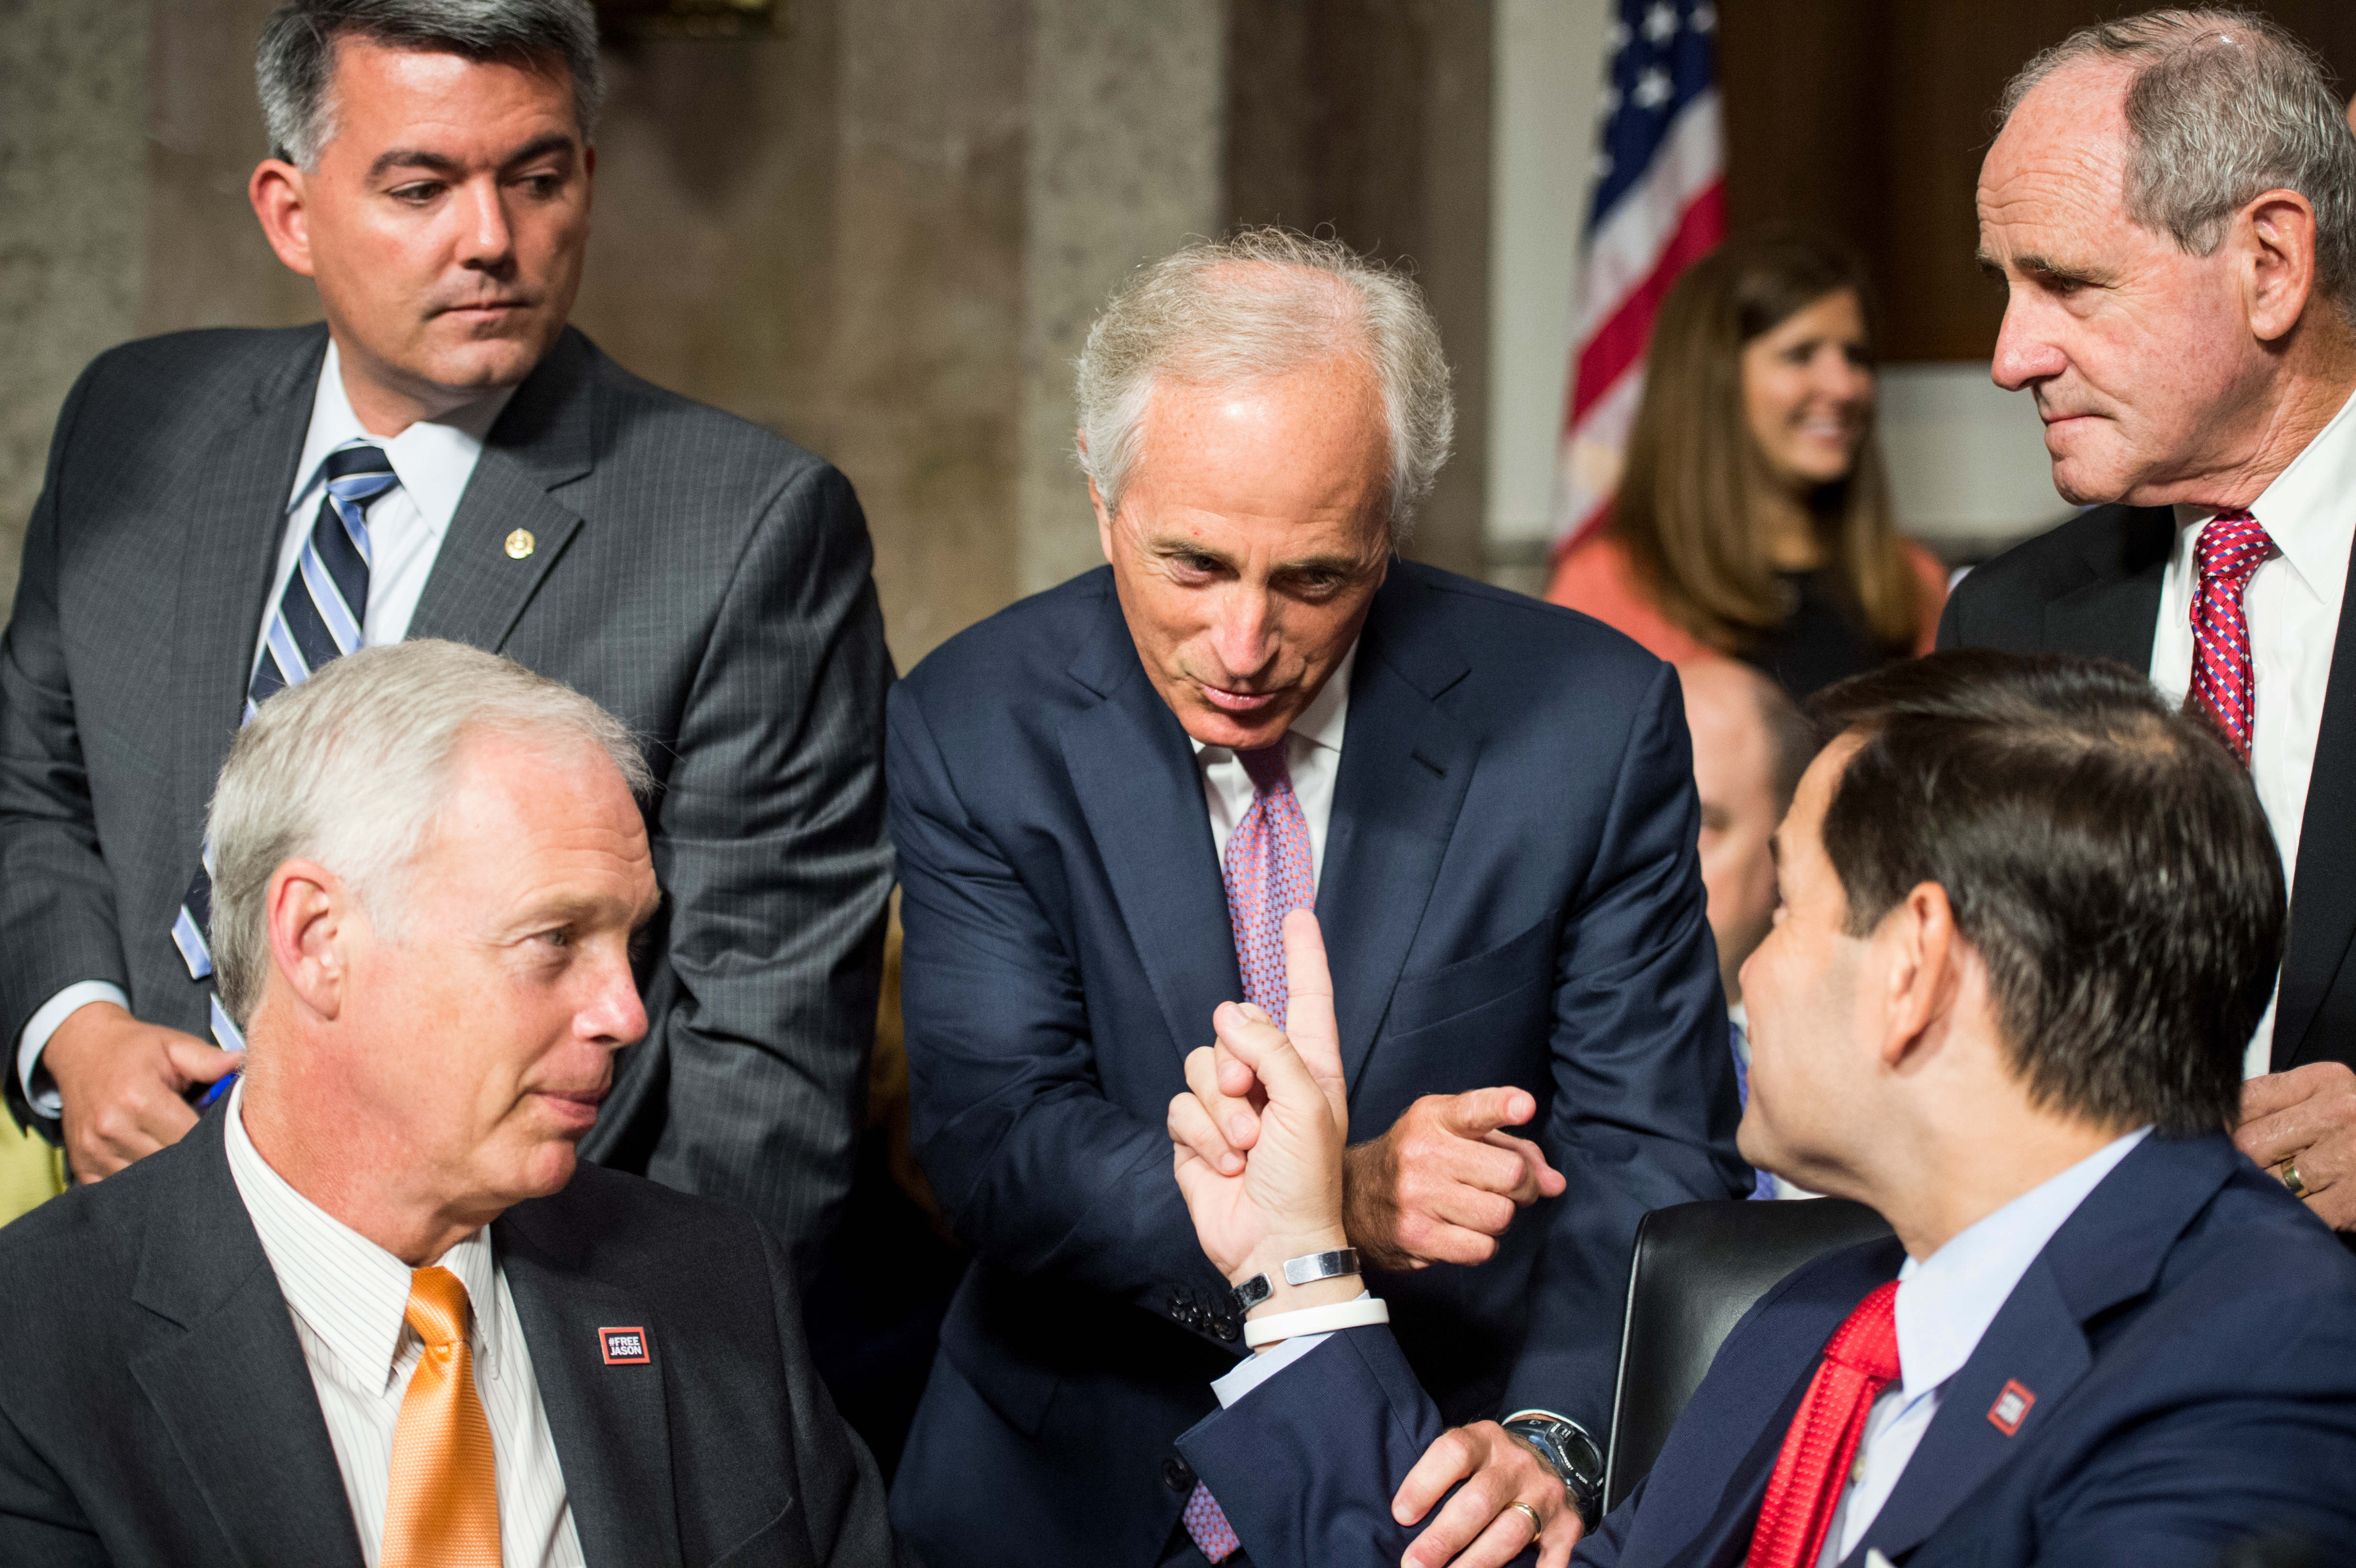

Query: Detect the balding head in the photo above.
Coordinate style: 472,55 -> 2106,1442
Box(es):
1682,659 -> 1812,1003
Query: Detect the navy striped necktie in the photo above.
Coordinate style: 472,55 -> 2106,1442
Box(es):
173,442 -> 397,1044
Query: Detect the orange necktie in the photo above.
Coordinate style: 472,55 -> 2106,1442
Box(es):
380,1266 -> 501,1568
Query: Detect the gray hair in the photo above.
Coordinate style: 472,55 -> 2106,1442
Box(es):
1999,9 -> 2356,305
256,0 -> 604,169
207,640 -> 650,1027
1073,228 -> 1455,542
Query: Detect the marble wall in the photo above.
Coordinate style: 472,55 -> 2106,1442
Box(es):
0,0 -> 1500,665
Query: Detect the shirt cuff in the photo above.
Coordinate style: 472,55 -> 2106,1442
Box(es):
1209,1289 -> 1375,1409
1211,1329 -> 1333,1408
17,982 -> 129,1119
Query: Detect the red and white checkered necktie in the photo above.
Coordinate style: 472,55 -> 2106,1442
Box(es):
2187,509 -> 2278,767
1179,741 -> 1317,1565
1746,1280 -> 1902,1568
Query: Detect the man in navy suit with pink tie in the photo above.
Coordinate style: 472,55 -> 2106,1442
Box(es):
886,229 -> 1751,1568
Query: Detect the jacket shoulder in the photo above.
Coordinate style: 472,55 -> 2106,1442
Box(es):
1391,559 -> 1671,687
1953,505 -> 2169,608
898,567 -> 1116,708
507,1160 -> 775,1276
571,334 -> 833,483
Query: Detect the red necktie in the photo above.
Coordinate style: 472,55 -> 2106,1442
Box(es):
2187,510 -> 2277,766
1746,1280 -> 1901,1568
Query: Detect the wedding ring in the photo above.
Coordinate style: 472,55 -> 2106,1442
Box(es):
2280,1157 -> 2310,1200
1504,1501 -> 1543,1539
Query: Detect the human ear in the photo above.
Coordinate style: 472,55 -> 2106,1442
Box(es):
2240,190 -> 2320,344
1877,881 -> 1960,1069
249,159 -> 318,279
265,860 -> 349,1022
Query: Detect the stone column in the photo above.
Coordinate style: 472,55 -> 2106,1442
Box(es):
0,0 -> 152,624
1018,0 -> 1227,597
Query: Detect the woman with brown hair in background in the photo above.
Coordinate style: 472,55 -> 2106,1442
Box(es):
1547,229 -> 1948,697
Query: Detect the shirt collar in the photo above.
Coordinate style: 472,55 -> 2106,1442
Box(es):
223,1078 -> 504,1396
1890,1124 -> 2152,1400
1188,639 -> 1358,760
290,338 -> 517,538
2171,382 -> 2356,607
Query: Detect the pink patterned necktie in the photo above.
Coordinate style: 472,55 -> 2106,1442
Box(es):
1221,742 -> 1318,1028
1182,741 -> 1317,1565
2187,510 -> 2277,766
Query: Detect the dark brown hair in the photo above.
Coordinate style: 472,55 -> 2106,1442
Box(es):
1610,229 -> 1923,659
1810,651 -> 2283,1137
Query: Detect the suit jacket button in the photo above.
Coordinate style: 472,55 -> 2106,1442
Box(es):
1211,1312 -> 1240,1342
1163,1456 -> 1197,1492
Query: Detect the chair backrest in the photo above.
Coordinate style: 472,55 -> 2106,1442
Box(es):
1602,1198 -> 1894,1511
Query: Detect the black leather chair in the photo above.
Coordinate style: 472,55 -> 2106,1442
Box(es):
1601,1198 -> 1893,1511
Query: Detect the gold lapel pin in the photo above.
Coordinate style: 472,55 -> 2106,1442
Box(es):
504,528 -> 536,560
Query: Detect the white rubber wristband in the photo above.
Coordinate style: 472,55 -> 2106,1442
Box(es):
1242,1296 -> 1390,1348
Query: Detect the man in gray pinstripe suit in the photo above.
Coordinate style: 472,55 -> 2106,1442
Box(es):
0,0 -> 892,1283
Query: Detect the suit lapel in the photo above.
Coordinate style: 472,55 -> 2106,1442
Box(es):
1315,571 -> 1476,1089
2273,539 -> 2356,1068
1845,1260 -> 2092,1564
405,328 -> 592,651
128,1111 -> 366,1568
2040,508 -> 2171,667
1061,595 -> 1241,1068
1846,1135 -> 2235,1563
168,331 -> 324,875
496,1201 -> 686,1568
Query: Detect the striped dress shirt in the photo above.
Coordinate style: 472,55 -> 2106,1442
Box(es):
222,1083 -> 584,1567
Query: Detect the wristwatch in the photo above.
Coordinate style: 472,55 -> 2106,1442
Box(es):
1502,1410 -> 1604,1528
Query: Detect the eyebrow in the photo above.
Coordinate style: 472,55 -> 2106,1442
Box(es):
367,133 -> 578,184
1143,532 -> 1368,578
1975,247 -> 2108,289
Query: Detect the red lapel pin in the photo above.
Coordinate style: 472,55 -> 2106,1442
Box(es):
1986,1378 -> 2036,1435
600,1325 -> 652,1365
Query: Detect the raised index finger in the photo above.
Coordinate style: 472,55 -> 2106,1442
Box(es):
1281,909 -> 1342,1099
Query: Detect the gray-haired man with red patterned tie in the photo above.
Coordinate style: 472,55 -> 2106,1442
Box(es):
1944,9 -> 2356,1239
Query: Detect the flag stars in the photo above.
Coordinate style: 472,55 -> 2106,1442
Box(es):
1604,18 -> 1631,52
1644,2 -> 1679,44
1633,66 -> 1673,109
1690,2 -> 1717,33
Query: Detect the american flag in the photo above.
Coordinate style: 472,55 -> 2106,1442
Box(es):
1554,0 -> 1725,556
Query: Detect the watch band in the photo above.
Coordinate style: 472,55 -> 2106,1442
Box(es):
1502,1410 -> 1604,1527
1281,1247 -> 1362,1286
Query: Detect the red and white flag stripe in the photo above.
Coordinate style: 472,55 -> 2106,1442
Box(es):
1554,89 -> 1726,557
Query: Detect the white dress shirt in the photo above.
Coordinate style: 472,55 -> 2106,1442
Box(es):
2148,386 -> 2356,1079
1190,642 -> 1355,887
1816,1126 -> 2151,1566
15,342 -> 512,1112
223,1081 -> 584,1568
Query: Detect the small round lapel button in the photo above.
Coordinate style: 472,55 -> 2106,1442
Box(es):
504,528 -> 536,560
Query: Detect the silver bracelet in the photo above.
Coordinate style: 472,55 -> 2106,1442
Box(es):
1282,1247 -> 1362,1285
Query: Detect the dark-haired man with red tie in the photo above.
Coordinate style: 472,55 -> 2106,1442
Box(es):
1165,651 -> 2356,1567
1943,11 -> 2356,1235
